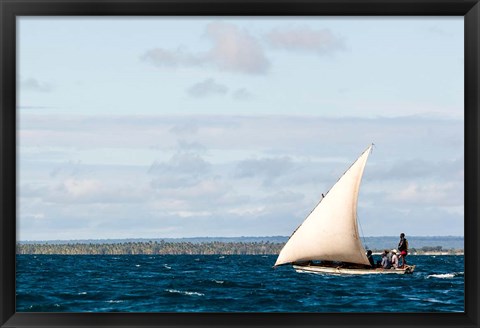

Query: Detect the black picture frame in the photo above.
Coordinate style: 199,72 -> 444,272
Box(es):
1,0 -> 478,327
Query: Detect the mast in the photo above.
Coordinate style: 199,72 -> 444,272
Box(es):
274,145 -> 373,267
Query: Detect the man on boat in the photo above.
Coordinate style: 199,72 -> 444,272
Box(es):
398,233 -> 408,268
381,250 -> 391,269
391,249 -> 399,268
366,250 -> 375,268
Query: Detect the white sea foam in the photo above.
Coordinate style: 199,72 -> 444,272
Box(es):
213,280 -> 224,284
78,292 -> 87,295
166,289 -> 204,296
105,300 -> 124,303
427,272 -> 463,279
429,273 -> 455,279
135,264 -> 141,267
423,298 -> 444,303
163,264 -> 172,270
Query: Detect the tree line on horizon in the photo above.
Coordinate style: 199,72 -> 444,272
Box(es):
16,241 -> 463,255
16,241 -> 282,255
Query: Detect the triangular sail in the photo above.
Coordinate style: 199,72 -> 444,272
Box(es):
275,145 -> 373,267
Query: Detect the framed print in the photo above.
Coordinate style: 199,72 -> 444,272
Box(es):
1,0 -> 479,327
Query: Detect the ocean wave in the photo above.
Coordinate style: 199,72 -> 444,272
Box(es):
26,303 -> 63,311
165,289 -> 204,297
16,254 -> 464,312
427,272 -> 464,279
423,298 -> 445,304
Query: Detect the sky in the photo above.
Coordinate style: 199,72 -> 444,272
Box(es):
17,17 -> 464,241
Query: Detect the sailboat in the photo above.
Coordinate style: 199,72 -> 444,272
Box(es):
274,144 -> 415,275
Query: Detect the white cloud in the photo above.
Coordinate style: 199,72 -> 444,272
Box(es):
265,26 -> 345,55
187,78 -> 228,98
205,22 -> 270,74
183,77 -> 242,101
357,205 -> 464,237
235,156 -> 294,187
365,157 -> 464,181
23,213 -> 46,220
169,121 -> 200,136
140,46 -> 206,68
18,114 -> 464,173
149,152 -> 211,178
141,22 -> 270,75
385,181 -> 463,207
176,140 -> 207,153
232,88 -> 253,101
62,178 -> 101,198
21,175 -> 148,205
20,78 -> 53,93
49,160 -> 83,178
18,113 -> 464,239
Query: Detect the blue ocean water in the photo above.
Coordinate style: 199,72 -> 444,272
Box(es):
16,255 -> 464,312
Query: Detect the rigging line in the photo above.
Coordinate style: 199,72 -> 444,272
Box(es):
358,214 -> 368,250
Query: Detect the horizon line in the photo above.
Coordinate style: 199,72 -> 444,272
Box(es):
17,235 -> 465,242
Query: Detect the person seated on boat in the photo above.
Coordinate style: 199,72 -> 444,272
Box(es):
386,248 -> 393,263
398,233 -> 409,268
390,249 -> 399,268
381,250 -> 391,269
366,250 -> 375,268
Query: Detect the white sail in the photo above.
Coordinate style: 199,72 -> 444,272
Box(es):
275,145 -> 373,267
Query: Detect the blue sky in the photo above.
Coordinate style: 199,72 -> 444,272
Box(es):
17,17 -> 464,240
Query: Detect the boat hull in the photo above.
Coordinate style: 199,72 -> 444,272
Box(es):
293,264 -> 416,275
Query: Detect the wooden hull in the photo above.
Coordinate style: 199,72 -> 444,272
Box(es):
293,264 -> 416,275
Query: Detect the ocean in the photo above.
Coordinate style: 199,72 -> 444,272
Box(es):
16,254 -> 464,312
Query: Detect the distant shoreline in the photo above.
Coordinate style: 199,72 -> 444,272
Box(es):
17,251 -> 465,256
16,240 -> 464,256
17,235 -> 464,245
372,251 -> 464,256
